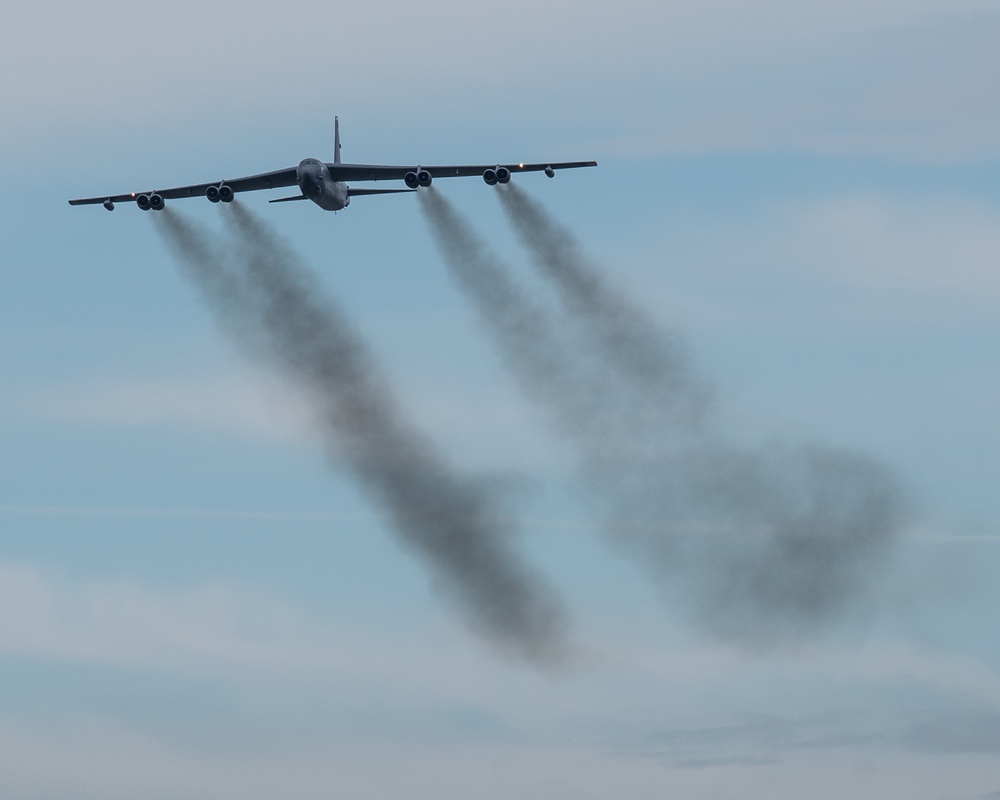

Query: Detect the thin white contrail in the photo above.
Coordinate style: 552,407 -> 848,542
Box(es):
0,504 -> 605,533
0,504 -> 374,524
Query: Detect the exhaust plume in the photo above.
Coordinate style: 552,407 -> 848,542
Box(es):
417,187 -> 623,451
497,183 -> 709,428
420,187 -> 906,645
155,206 -> 573,667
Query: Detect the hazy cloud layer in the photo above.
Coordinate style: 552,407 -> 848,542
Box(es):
2,554 -> 999,799
7,2 -> 1000,163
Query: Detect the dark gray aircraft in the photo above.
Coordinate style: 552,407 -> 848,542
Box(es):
69,118 -> 598,212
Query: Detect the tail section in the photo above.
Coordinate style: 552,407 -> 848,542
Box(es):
334,116 -> 342,164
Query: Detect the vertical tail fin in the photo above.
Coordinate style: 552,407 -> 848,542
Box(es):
334,116 -> 342,164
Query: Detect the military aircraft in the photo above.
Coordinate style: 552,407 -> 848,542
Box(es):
69,118 -> 598,213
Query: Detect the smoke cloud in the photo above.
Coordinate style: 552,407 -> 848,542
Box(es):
420,185 -> 906,646
154,206 -> 573,667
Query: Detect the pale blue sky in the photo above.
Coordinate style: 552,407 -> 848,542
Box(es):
2,1 -> 1000,798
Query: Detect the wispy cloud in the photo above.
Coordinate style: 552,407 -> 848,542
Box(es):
787,193 -> 1000,299
11,371 -> 319,444
619,706 -> 1000,770
0,561 -> 392,680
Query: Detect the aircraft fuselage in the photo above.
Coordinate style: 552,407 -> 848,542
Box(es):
297,158 -> 349,211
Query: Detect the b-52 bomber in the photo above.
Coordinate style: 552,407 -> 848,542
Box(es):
69,118 -> 598,213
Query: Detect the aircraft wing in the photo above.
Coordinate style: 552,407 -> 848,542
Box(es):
329,160 -> 598,182
68,160 -> 597,207
68,166 -> 299,206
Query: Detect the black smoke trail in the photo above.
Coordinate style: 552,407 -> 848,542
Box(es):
417,187 -> 631,454
420,187 -> 907,645
497,183 -> 709,428
155,206 -> 573,667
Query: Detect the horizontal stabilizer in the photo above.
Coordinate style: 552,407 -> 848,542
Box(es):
347,187 -> 416,197
268,194 -> 309,203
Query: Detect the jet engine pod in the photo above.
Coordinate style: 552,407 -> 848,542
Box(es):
483,168 -> 498,186
544,165 -> 555,178
135,193 -> 151,211
416,169 -> 432,187
495,166 -> 511,184
218,184 -> 234,203
103,199 -> 115,211
206,185 -> 221,203
404,171 -> 420,189
148,193 -> 165,211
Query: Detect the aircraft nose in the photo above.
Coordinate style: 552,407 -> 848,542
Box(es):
298,162 -> 322,194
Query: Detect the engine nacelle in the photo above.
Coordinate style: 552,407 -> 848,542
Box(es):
404,171 -> 420,189
218,184 -> 234,203
495,166 -> 511,184
206,185 -> 221,203
416,169 -> 432,187
103,199 -> 115,211
544,165 -> 555,178
483,168 -> 498,186
148,193 -> 165,211
136,194 -> 151,211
